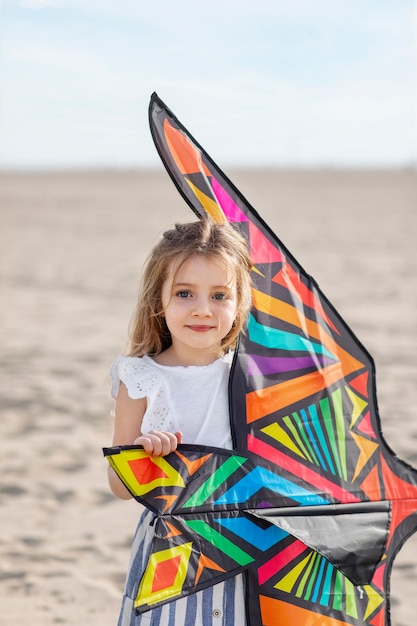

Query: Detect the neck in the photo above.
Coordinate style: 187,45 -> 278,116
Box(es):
153,345 -> 224,367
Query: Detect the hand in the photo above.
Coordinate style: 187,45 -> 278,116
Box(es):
133,430 -> 183,457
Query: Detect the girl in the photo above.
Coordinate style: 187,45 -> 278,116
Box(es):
108,218 -> 253,626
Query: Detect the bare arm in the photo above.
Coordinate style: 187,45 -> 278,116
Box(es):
108,382 -> 182,500
107,382 -> 146,500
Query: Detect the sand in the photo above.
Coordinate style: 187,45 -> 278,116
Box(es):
1,168 -> 416,625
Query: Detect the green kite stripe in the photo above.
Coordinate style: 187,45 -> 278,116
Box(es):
185,519 -> 254,566
320,397 -> 343,479
183,456 -> 247,508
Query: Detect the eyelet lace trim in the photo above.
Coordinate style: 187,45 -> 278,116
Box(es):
110,357 -> 174,432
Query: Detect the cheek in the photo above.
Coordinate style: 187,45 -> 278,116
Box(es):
163,299 -> 186,326
221,302 -> 238,325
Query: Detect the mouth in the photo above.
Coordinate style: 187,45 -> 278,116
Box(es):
186,325 -> 215,332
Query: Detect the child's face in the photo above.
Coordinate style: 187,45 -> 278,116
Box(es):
161,255 -> 238,364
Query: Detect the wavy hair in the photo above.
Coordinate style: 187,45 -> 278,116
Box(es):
128,218 -> 253,357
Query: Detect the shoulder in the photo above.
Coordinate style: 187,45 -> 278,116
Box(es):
109,355 -> 145,377
109,355 -> 161,399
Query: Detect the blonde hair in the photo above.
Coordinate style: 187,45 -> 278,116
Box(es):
128,218 -> 252,357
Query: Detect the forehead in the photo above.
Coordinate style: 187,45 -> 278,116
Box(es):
166,254 -> 235,285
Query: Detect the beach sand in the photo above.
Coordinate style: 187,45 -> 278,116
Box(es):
1,168 -> 416,625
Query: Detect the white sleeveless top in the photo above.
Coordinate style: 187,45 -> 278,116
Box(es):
110,353 -> 234,449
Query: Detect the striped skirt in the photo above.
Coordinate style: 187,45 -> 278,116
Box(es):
118,508 -> 247,626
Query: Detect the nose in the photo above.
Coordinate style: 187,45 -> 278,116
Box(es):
191,296 -> 212,317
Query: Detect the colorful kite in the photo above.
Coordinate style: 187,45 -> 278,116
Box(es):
104,93 -> 417,625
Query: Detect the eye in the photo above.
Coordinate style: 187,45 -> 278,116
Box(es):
213,292 -> 226,301
176,290 -> 192,298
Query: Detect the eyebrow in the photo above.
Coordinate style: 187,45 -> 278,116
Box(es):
172,282 -> 232,290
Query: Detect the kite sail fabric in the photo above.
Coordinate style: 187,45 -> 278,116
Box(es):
104,93 -> 417,625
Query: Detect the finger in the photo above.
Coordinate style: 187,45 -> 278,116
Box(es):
148,433 -> 164,457
175,431 -> 183,445
134,435 -> 158,455
145,431 -> 178,457
135,431 -> 180,457
157,431 -> 179,455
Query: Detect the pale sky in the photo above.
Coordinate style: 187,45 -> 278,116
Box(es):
1,0 -> 416,169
